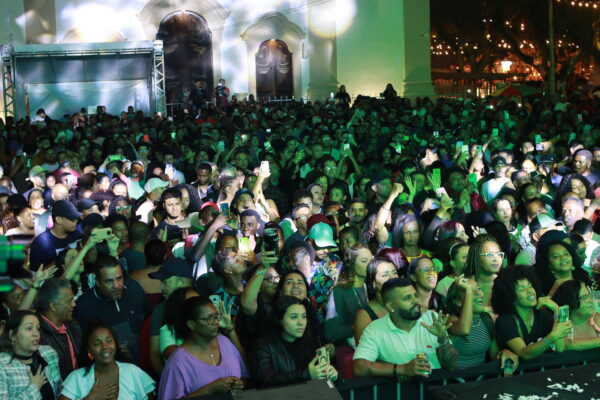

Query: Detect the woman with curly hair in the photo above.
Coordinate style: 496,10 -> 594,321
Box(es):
491,266 -> 570,360
533,236 -> 590,296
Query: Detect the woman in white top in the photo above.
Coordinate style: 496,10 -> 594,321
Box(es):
59,325 -> 155,400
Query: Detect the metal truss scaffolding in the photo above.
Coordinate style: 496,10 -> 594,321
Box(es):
3,40 -> 166,120
153,41 -> 166,116
1,46 -> 15,120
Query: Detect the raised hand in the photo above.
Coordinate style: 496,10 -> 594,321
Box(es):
420,311 -> 452,339
217,299 -> 234,332
33,266 -> 58,287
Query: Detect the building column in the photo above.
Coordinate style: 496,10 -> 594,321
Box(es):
306,0 -> 338,100
399,0 -> 434,98
335,0 -> 433,100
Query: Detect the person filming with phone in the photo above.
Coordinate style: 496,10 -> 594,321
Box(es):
250,296 -> 338,387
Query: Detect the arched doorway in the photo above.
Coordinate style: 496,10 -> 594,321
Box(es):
255,39 -> 293,99
157,11 -> 213,108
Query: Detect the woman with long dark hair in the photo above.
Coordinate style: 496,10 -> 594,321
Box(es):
59,324 -> 155,400
0,310 -> 62,399
250,296 -> 338,387
353,258 -> 399,344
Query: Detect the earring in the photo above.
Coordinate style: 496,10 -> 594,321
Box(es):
87,352 -> 94,360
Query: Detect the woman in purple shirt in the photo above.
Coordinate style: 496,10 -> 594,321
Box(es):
158,296 -> 248,399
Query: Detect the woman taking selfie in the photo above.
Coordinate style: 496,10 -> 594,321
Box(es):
59,325 -> 155,400
0,310 -> 62,399
251,296 -> 337,387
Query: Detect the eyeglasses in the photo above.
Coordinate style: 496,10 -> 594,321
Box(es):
116,205 -> 131,211
480,252 -> 505,259
265,275 -> 281,283
294,215 -> 309,221
197,313 -> 221,324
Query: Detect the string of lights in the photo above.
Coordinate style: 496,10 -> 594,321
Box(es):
555,0 -> 600,8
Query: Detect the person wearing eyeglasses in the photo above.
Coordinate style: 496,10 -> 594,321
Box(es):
407,256 -> 441,311
552,279 -> 600,350
158,296 -> 247,399
462,234 -> 505,308
237,251 -> 280,350
491,266 -> 571,361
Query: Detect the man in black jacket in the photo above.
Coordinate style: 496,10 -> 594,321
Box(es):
37,278 -> 82,380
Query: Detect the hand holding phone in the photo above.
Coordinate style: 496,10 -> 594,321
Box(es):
316,346 -> 330,366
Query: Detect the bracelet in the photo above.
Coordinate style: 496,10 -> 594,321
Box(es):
543,336 -> 556,351
255,269 -> 267,276
381,205 -> 390,211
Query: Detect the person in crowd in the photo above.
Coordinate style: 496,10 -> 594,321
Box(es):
491,266 -> 571,360
445,276 -> 518,369
406,256 -> 440,311
250,296 -> 338,387
436,241 -> 470,299
37,278 -> 81,380
146,257 -> 195,374
552,279 -> 600,350
59,324 -> 155,400
30,200 -> 83,271
533,236 -> 590,296
0,310 -> 62,399
325,243 -> 371,345
353,258 -> 399,343
463,234 -> 504,307
158,296 -> 247,399
74,254 -> 149,363
237,250 -> 280,350
159,287 -> 200,359
353,278 -> 458,378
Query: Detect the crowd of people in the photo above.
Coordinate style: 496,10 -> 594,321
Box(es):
0,83 -> 600,399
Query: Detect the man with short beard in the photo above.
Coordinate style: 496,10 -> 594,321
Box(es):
353,278 -> 458,378
572,149 -> 600,185
74,255 -> 149,362
151,187 -> 184,243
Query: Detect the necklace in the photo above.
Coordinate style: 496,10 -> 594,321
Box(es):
209,353 -> 217,366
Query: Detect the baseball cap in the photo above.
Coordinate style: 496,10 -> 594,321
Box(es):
81,213 -> 104,229
232,188 -> 254,205
307,214 -> 333,231
77,198 -> 98,212
28,165 -> 46,180
52,200 -> 82,220
149,258 -> 193,280
308,222 -> 337,248
529,213 -> 564,232
200,201 -> 219,211
144,177 -> 169,193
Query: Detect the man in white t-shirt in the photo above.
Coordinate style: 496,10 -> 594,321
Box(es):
353,278 -> 457,379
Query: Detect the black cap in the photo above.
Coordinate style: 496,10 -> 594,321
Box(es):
52,200 -> 82,220
149,258 -> 193,280
77,198 -> 98,212
81,213 -> 104,228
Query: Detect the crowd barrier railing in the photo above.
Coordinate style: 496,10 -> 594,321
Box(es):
191,349 -> 600,400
